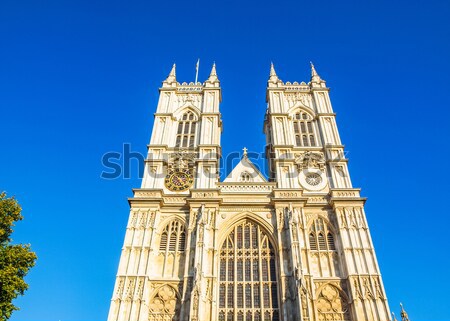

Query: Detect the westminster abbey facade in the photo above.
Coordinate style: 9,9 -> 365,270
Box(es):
107,62 -> 392,321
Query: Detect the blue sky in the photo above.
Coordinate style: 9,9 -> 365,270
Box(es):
1,0 -> 449,320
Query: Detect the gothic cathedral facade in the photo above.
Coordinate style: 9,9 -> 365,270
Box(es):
107,63 -> 392,321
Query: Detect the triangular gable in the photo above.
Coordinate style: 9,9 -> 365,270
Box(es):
224,156 -> 267,183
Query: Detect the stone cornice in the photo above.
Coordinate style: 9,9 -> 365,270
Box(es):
218,182 -> 276,194
159,83 -> 222,93
329,188 -> 367,206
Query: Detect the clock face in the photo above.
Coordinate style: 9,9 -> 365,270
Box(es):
298,169 -> 327,191
165,169 -> 194,192
305,172 -> 322,186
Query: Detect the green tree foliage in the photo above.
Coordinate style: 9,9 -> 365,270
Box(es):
0,192 -> 36,321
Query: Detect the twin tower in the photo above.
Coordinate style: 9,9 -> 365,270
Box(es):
108,63 -> 393,321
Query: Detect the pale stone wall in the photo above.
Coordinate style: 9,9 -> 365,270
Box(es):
108,64 -> 392,321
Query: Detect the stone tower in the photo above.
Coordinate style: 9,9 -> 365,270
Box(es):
107,63 -> 392,321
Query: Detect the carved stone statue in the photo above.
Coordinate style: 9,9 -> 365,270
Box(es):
295,151 -> 325,171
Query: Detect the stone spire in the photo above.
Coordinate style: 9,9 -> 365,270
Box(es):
310,61 -> 323,83
400,303 -> 410,321
164,63 -> 177,85
206,62 -> 219,83
268,62 -> 280,83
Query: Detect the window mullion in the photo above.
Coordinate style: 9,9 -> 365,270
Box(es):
234,226 -> 238,321
258,228 -> 263,317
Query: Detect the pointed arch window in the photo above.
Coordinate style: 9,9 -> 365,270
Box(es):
219,220 -> 279,321
293,112 -> 317,147
159,220 -> 186,252
308,217 -> 336,252
176,111 -> 197,148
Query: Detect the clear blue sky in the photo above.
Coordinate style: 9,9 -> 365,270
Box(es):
1,0 -> 449,320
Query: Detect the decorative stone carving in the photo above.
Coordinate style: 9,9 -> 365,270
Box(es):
295,151 -> 325,171
316,284 -> 350,321
285,92 -> 313,109
363,277 -> 374,299
148,285 -> 180,320
301,288 -> 310,319
373,277 -> 384,299
135,278 -> 144,300
168,150 -> 196,171
177,93 -> 201,104
354,278 -> 363,300
219,184 -> 273,193
116,278 -> 124,298
139,212 -> 148,229
191,290 -> 199,321
125,278 -> 135,300
130,212 -> 138,228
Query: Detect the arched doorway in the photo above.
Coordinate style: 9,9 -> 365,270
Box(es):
218,219 -> 279,321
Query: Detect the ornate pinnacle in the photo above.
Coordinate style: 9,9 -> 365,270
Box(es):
164,63 -> 176,84
310,61 -> 323,83
268,62 -> 280,83
206,62 -> 219,83
400,303 -> 410,321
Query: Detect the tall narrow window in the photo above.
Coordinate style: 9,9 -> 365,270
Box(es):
327,232 -> 335,250
159,221 -> 186,253
176,111 -> 197,148
318,233 -> 326,250
309,233 -> 317,250
158,220 -> 186,278
219,220 -> 279,321
309,217 -> 337,252
159,232 -> 168,251
293,112 -> 316,147
179,231 -> 186,251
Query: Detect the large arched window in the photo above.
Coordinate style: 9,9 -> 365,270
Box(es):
219,220 -> 279,321
159,220 -> 186,253
308,217 -> 336,251
175,111 -> 197,148
293,112 -> 316,147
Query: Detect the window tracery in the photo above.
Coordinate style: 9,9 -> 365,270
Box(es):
218,220 -> 279,321
175,111 -> 197,148
316,284 -> 350,321
293,112 -> 317,147
148,285 -> 181,321
159,221 -> 186,252
308,218 -> 336,252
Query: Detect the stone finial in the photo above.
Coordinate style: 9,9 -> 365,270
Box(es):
164,63 -> 177,84
242,147 -> 248,158
400,303 -> 410,321
268,62 -> 280,83
206,62 -> 219,83
310,61 -> 323,83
